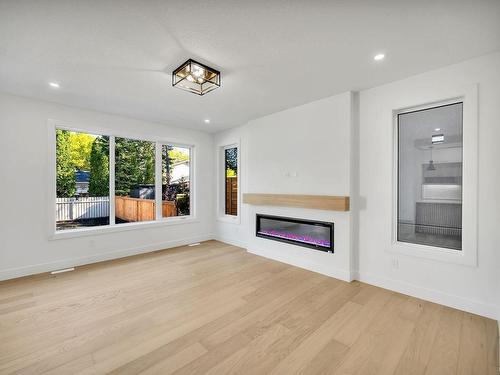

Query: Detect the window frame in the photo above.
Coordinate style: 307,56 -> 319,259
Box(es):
217,142 -> 240,223
156,142 -> 194,220
48,120 -> 197,240
390,85 -> 478,266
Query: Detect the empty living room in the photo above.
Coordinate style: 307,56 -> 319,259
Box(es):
1,1 -> 500,374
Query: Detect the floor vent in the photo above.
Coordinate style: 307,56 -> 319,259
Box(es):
50,267 -> 75,275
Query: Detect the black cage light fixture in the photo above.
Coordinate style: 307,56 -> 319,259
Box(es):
172,59 -> 220,95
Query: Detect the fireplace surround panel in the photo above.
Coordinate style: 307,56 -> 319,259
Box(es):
256,214 -> 334,252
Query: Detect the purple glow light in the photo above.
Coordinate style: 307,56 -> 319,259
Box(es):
258,229 -> 330,248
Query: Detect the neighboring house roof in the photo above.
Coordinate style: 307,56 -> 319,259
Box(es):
171,161 -> 189,183
75,169 -> 90,183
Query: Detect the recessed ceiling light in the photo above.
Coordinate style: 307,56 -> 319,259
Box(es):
435,128 -> 441,131
49,82 -> 60,88
373,53 -> 385,61
204,119 -> 210,124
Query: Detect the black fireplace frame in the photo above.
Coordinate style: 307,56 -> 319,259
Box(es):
256,214 -> 334,253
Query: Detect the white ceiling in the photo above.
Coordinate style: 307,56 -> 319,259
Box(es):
0,1 -> 499,132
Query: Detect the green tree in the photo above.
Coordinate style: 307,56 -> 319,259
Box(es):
88,136 -> 109,196
56,129 -> 76,197
169,148 -> 189,163
225,147 -> 237,177
175,176 -> 190,215
115,138 -> 155,196
69,132 -> 95,170
162,145 -> 182,201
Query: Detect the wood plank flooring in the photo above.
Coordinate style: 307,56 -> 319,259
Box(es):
0,240 -> 498,374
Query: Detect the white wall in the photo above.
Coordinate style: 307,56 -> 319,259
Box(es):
0,93 -> 214,280
1,53 -> 498,321
357,52 -> 500,319
214,52 -> 500,319
214,92 -> 354,281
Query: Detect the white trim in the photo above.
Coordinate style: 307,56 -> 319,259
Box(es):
49,216 -> 199,240
48,118 -> 198,147
247,244 -> 352,282
189,146 -> 196,219
204,239 -> 497,320
155,141 -> 162,220
0,234 -> 212,282
109,136 -> 116,225
390,84 -> 478,266
48,119 -> 197,239
213,235 -> 248,249
356,271 -> 498,320
216,141 -> 241,223
156,143 -> 195,220
47,122 -> 57,237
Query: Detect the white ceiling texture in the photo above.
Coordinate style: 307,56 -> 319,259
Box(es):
0,0 -> 499,132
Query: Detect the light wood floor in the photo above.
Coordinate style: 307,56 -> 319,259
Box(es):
0,240 -> 498,375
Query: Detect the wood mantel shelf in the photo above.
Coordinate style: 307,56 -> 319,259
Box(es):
242,193 -> 350,212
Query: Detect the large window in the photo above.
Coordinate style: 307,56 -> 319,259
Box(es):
56,130 -> 109,231
54,126 -> 193,233
115,137 -> 156,224
397,102 -> 463,250
162,145 -> 191,217
224,146 -> 238,216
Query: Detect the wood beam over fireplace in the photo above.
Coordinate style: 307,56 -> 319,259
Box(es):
243,193 -> 350,211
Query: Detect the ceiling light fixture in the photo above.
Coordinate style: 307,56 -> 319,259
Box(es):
204,119 -> 210,124
434,128 -> 441,131
49,82 -> 60,88
172,59 -> 220,96
373,53 -> 385,61
432,134 -> 445,144
427,146 -> 436,171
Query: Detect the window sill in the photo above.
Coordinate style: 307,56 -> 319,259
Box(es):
49,216 -> 199,241
388,240 -> 476,267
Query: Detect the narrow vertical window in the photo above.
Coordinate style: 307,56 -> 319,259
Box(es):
114,137 -> 155,224
55,130 -> 109,230
224,147 -> 238,216
397,102 -> 463,250
162,145 -> 191,217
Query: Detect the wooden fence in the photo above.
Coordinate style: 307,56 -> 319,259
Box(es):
115,196 -> 177,222
56,196 -> 177,222
162,200 -> 177,218
56,197 -> 109,221
225,176 -> 238,215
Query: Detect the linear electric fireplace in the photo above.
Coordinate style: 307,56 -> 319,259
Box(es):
256,214 -> 334,252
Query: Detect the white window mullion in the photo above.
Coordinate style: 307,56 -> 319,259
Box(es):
155,141 -> 162,221
109,135 -> 116,225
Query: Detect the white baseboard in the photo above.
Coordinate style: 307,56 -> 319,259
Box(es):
355,271 -> 499,321
3,236 -> 498,324
247,246 -> 352,282
0,234 -> 213,281
213,235 -> 247,249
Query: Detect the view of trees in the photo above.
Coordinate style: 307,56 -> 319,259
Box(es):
56,130 -> 110,198
68,132 -> 95,170
162,145 -> 190,215
114,138 -> 155,196
56,129 -> 76,197
88,136 -> 109,196
56,130 -> 189,203
225,147 -> 238,176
